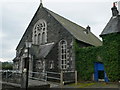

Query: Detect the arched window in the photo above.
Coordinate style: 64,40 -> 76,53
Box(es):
33,20 -> 47,45
37,61 -> 43,70
59,40 -> 67,70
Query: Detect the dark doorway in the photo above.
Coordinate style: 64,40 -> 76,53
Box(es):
98,71 -> 104,79
94,62 -> 109,82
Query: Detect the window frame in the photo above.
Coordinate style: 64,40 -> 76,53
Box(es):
59,40 -> 68,70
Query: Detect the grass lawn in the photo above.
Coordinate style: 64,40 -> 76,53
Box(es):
66,82 -> 119,88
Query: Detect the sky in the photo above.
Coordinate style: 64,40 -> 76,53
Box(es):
0,0 -> 119,62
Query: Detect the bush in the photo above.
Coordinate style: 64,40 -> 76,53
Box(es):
2,62 -> 13,70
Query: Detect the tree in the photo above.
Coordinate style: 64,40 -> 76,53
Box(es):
2,62 -> 13,70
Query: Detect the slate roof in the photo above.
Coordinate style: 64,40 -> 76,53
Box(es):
31,45 -> 39,58
31,43 -> 54,59
100,15 -> 120,36
38,43 -> 54,58
45,8 -> 102,46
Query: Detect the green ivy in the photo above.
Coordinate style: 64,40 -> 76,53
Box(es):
75,33 -> 120,82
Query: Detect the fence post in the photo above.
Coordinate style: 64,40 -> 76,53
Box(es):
60,71 -> 63,86
45,72 -> 47,82
21,69 -> 27,88
75,70 -> 77,85
6,71 -> 8,82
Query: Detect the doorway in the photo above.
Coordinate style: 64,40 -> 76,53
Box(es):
94,62 -> 108,82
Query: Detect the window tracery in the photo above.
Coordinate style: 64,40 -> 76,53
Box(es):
33,20 -> 47,45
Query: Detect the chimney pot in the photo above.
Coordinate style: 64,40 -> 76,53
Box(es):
111,2 -> 119,16
86,25 -> 91,32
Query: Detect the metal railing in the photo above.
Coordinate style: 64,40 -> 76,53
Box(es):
46,71 -> 77,85
46,71 -> 61,81
1,70 -> 22,84
29,71 -> 47,82
29,71 -> 77,85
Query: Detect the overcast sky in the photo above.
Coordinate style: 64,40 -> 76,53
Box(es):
0,0 -> 119,62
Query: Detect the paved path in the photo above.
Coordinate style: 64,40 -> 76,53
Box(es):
0,81 -> 20,87
28,79 -> 59,87
0,79 -> 60,88
28,79 -> 48,86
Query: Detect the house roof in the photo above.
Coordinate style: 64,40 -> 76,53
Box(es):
31,43 -> 54,59
45,8 -> 102,46
31,45 -> 39,58
38,43 -> 54,58
100,15 -> 120,36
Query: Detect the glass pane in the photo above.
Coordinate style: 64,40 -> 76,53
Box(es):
43,28 -> 45,31
62,49 -> 64,53
62,60 -> 64,64
64,55 -> 67,59
62,65 -> 63,69
38,34 -> 41,44
42,32 -> 45,44
62,55 -> 64,59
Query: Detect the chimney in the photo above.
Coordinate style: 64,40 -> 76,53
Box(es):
84,25 -> 91,34
111,2 -> 119,16
86,25 -> 91,32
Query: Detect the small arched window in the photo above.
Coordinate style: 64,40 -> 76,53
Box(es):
37,61 -> 43,70
59,40 -> 67,70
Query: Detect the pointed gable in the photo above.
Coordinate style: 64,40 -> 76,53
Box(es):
16,4 -> 45,50
100,16 -> 120,36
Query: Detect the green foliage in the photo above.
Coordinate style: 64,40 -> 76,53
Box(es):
2,62 -> 13,70
101,33 -> 120,81
75,33 -> 120,82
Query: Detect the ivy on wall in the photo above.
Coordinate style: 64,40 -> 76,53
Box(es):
75,33 -> 120,82
101,33 -> 120,81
